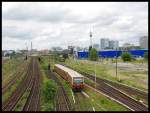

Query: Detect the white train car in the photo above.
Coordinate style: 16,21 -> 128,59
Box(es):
54,64 -> 84,91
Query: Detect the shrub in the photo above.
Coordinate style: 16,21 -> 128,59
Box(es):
41,103 -> 53,111
89,48 -> 98,61
144,52 -> 148,60
42,79 -> 57,102
121,52 -> 132,62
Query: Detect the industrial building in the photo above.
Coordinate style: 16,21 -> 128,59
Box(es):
77,49 -> 148,58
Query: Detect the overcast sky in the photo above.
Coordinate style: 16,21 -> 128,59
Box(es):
2,2 -> 148,50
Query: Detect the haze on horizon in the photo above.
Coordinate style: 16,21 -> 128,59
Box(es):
2,2 -> 148,50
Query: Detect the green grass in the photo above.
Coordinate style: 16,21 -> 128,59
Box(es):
2,57 -> 23,80
52,56 -> 128,111
39,56 -> 58,111
64,58 -> 148,91
83,86 -> 129,111
13,87 -> 31,111
54,72 -> 75,110
2,69 -> 27,103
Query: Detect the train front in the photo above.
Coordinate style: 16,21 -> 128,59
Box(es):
72,77 -> 84,92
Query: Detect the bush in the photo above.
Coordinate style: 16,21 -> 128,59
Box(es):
144,52 -> 148,60
121,52 -> 132,62
63,53 -> 68,60
89,48 -> 98,61
41,103 -> 53,111
42,79 -> 57,102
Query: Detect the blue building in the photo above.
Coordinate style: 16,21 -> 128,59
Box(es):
77,50 -> 148,59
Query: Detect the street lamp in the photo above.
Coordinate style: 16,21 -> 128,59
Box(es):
94,61 -> 96,91
116,47 -> 120,81
116,48 -> 117,80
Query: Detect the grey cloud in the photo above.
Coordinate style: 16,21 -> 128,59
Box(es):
2,26 -> 33,40
2,2 -> 148,50
2,4 -> 75,23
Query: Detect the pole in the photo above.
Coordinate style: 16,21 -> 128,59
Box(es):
116,47 -> 117,79
116,47 -> 119,81
94,61 -> 96,91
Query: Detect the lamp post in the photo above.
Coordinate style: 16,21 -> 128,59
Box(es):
115,47 -> 118,80
116,47 -> 120,81
94,61 -> 96,91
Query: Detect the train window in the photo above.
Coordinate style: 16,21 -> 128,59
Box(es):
74,79 -> 83,83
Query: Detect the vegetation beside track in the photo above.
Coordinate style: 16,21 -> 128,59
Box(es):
13,87 -> 31,111
2,57 -> 24,85
39,56 -> 58,111
2,59 -> 30,103
40,55 -> 129,111
63,57 -> 148,91
83,86 -> 129,111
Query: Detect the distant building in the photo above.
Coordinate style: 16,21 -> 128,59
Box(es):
100,38 -> 119,50
140,36 -> 148,49
109,40 -> 119,49
93,44 -> 99,51
100,38 -> 109,50
40,49 -> 49,55
52,47 -> 63,52
3,50 -> 14,56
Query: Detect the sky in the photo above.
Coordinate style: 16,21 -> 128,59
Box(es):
2,2 -> 148,50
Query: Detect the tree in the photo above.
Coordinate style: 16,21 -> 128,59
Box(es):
121,52 -> 132,62
144,52 -> 148,60
89,48 -> 98,61
89,46 -> 92,52
63,53 -> 68,60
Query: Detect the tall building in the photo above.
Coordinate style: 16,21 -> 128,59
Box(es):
100,38 -> 109,50
100,38 -> 119,50
139,36 -> 148,49
93,44 -> 99,51
109,40 -> 115,49
113,40 -> 119,49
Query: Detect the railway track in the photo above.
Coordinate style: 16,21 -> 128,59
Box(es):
95,82 -> 148,111
81,71 -> 148,103
48,71 -> 72,111
2,59 -> 25,83
55,87 -> 70,111
73,92 -> 93,111
60,64 -> 148,111
63,64 -> 148,101
2,61 -> 29,94
23,58 -> 41,111
2,59 -> 33,111
2,58 -> 41,111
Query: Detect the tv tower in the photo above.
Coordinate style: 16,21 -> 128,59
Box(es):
90,28 -> 92,48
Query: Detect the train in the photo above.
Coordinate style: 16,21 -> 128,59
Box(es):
54,64 -> 84,91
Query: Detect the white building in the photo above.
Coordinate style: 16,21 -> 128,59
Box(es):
100,38 -> 119,50
100,38 -> 109,50
109,40 -> 119,49
93,44 -> 99,51
139,36 -> 148,49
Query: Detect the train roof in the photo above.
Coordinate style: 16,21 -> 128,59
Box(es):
55,64 -> 84,78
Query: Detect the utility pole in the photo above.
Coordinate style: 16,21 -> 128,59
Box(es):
94,61 -> 96,91
116,47 -> 120,81
31,42 -> 32,55
90,30 -> 92,48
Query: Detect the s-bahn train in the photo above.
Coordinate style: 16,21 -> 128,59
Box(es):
54,64 -> 84,91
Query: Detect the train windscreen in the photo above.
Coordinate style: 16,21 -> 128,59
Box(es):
74,79 -> 83,83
